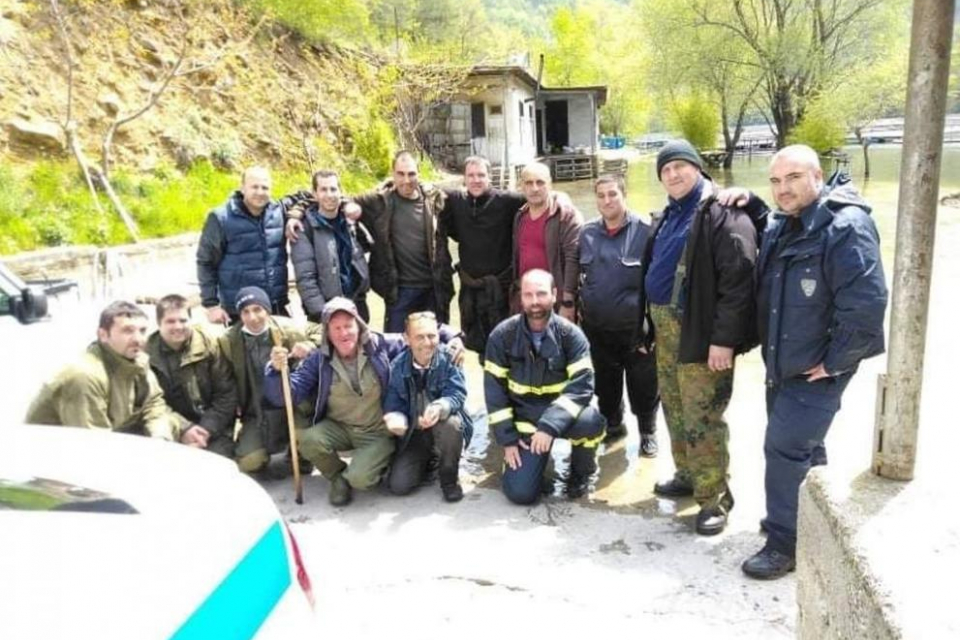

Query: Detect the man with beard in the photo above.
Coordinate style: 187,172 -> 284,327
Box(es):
484,269 -> 605,504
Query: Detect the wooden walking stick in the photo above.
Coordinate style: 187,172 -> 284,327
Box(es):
272,330 -> 304,504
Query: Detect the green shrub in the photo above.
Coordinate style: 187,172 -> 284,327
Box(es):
669,94 -> 720,152
788,110 -> 845,155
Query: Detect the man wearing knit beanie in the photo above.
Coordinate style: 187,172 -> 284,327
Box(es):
641,139 -> 768,536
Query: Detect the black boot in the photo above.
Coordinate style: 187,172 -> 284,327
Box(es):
566,445 -> 597,498
742,544 -> 796,579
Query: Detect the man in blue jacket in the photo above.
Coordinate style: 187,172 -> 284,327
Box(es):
579,174 -> 660,457
742,145 -> 888,579
484,269 -> 606,504
197,166 -> 298,324
383,311 -> 473,502
264,297 -> 462,506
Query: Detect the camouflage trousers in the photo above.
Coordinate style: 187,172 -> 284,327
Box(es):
649,304 -> 734,511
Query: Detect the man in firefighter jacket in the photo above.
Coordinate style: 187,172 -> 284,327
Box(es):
484,269 -> 606,504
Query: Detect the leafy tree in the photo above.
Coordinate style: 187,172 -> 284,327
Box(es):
786,100 -> 845,155
689,0 -> 909,146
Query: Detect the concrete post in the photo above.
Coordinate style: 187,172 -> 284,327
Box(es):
873,0 -> 956,480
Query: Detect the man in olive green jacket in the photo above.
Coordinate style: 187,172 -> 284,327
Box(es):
218,286 -> 323,473
146,294 -> 238,458
26,301 -> 188,443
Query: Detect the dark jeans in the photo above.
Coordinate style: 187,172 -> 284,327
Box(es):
385,286 -> 438,333
583,326 -> 660,432
387,417 -> 463,495
762,374 -> 852,556
501,406 -> 606,505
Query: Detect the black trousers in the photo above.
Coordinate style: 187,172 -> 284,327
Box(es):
583,326 -> 660,433
387,417 -> 463,495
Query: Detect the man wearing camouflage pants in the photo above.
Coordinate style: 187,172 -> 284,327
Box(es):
642,140 -> 765,535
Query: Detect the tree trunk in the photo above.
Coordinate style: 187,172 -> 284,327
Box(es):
862,141 -> 871,180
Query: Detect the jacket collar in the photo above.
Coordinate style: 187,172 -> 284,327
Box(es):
90,341 -> 147,375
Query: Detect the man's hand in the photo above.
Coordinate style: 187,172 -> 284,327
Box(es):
707,345 -> 734,372
285,218 -> 303,243
529,431 -> 554,455
448,337 -> 466,366
715,187 -> 752,208
419,404 -> 441,429
384,413 -> 408,437
290,341 -> 316,360
343,202 -> 362,222
559,304 -> 576,323
804,363 -> 831,382
206,306 -> 230,326
180,425 -> 210,449
504,444 -> 522,471
270,346 -> 289,371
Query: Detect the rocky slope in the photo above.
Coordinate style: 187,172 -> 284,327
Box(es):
0,0 -> 385,174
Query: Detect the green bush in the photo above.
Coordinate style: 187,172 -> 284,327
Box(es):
669,94 -> 720,152
787,110 -> 845,155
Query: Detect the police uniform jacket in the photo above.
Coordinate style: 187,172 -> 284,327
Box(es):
757,183 -> 887,386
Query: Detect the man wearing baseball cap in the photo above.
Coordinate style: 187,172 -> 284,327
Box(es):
641,139 -> 767,535
263,297 -> 464,506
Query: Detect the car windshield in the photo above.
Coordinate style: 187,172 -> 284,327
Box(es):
0,477 -> 138,514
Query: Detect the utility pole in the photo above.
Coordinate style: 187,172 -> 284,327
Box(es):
873,0 -> 956,480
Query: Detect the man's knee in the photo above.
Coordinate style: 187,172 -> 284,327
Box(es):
502,471 -> 540,505
387,467 -> 420,496
237,448 -> 268,473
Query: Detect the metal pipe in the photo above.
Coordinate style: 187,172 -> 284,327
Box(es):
873,0 -> 956,480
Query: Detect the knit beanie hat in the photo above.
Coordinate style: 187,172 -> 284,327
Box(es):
235,286 -> 271,313
656,139 -> 703,180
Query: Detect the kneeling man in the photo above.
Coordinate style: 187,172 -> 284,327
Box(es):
484,269 -> 606,504
383,311 -> 473,502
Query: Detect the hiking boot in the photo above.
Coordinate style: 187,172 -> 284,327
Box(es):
653,477 -> 694,497
441,483 -> 464,503
742,545 -> 796,580
639,433 -> 659,458
695,506 -> 727,536
328,474 -> 352,507
603,423 -> 628,444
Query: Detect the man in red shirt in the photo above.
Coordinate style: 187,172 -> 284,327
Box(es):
512,162 -> 583,322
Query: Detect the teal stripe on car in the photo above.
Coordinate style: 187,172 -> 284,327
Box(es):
170,521 -> 291,640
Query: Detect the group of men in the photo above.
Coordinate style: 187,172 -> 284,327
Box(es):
25,140 -> 888,582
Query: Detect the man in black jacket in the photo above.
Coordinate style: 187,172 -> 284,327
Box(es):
642,139 -> 765,536
441,156 -> 525,358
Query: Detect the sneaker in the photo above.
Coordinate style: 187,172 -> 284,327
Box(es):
328,474 -> 352,507
441,483 -> 464,503
639,433 -> 659,458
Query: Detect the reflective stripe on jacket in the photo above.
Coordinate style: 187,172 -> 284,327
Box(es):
483,313 -> 596,446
